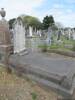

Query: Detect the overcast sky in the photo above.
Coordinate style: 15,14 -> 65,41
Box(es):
0,0 -> 75,27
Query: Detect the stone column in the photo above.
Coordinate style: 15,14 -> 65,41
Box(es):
0,8 -> 12,71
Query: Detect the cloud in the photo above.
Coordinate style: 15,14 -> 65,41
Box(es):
0,0 -> 45,20
52,4 -> 64,9
66,0 -> 75,4
41,3 -> 75,27
0,0 -> 75,27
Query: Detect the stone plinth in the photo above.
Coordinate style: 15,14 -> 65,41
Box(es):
0,8 -> 12,66
0,45 -> 11,63
0,20 -> 11,45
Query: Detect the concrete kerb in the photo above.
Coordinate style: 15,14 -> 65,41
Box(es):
47,49 -> 75,58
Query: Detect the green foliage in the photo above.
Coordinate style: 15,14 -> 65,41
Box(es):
39,43 -> 48,52
9,18 -> 16,29
23,16 -> 42,29
51,24 -> 58,31
49,44 -> 59,49
42,15 -> 55,30
72,43 -> 75,51
9,15 -> 42,30
31,92 -> 37,100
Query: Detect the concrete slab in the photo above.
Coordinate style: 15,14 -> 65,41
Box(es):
10,52 -> 75,76
9,51 -> 75,96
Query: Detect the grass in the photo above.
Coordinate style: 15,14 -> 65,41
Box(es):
38,43 -> 72,52
38,35 -> 75,52
0,66 -> 62,100
38,43 -> 48,52
31,92 -> 37,100
49,44 -> 59,49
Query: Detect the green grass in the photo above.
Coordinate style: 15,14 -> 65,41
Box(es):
61,35 -> 75,45
49,44 -> 59,49
38,34 -> 75,53
38,43 -> 48,52
38,42 -> 73,52
31,92 -> 37,100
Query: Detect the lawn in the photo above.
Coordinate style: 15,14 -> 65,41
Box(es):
38,35 -> 75,52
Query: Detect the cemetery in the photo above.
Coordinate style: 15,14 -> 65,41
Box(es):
0,8 -> 75,99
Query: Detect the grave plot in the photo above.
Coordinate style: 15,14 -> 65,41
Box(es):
9,51 -> 75,97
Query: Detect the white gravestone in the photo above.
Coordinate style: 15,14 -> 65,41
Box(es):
46,27 -> 52,44
29,26 -> 33,37
13,18 -> 25,53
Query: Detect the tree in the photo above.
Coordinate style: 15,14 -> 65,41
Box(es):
42,15 -> 55,30
9,18 -> 16,29
55,22 -> 64,29
23,16 -> 42,30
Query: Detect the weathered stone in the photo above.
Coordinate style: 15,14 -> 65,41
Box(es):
0,8 -> 12,66
61,77 -> 72,89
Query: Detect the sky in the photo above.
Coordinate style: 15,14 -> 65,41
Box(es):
0,0 -> 75,27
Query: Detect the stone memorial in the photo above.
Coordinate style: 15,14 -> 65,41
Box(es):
0,8 -> 12,66
13,17 -> 26,54
57,29 -> 62,40
46,27 -> 52,45
29,26 -> 33,37
37,30 -> 42,37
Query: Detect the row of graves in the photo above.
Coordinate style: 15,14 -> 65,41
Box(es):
45,27 -> 75,45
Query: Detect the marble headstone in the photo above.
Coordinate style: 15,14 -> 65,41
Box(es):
46,27 -> 52,44
29,26 -> 33,37
13,18 -> 26,53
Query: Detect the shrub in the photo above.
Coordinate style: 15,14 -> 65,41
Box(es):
31,92 -> 37,100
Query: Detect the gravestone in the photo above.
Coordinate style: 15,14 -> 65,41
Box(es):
13,18 -> 26,53
57,29 -> 62,40
46,27 -> 52,45
0,8 -> 12,66
29,26 -> 33,37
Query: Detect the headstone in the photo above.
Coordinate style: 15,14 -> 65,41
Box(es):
72,29 -> 75,40
10,28 -> 14,44
0,8 -> 12,66
57,29 -> 62,40
37,30 -> 41,37
46,27 -> 52,45
34,27 -> 37,35
68,28 -> 71,39
70,29 -> 73,40
13,18 -> 26,53
29,26 -> 33,37
65,30 -> 69,40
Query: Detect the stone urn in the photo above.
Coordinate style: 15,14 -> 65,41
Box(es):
0,8 -> 6,18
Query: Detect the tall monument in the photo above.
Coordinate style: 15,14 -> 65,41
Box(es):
0,8 -> 12,67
